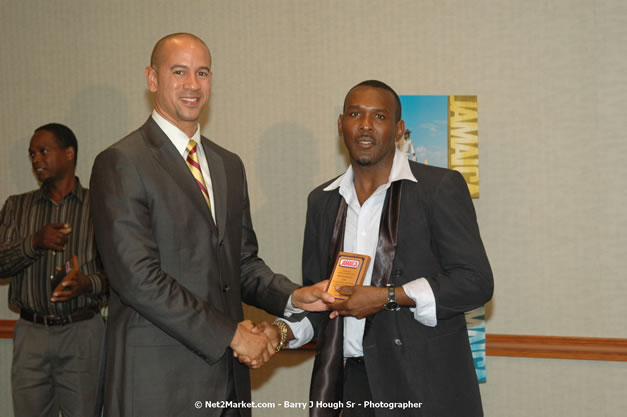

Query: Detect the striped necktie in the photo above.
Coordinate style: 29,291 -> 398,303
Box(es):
185,139 -> 211,210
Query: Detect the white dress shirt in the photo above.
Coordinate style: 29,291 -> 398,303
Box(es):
151,110 -> 216,221
285,149 -> 437,354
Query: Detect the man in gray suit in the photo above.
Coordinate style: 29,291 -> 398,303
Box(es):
90,33 -> 331,417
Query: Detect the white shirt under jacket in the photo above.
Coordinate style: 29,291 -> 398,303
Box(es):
285,149 -> 437,357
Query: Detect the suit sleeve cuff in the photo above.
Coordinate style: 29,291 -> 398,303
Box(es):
283,294 -> 305,317
402,278 -> 437,327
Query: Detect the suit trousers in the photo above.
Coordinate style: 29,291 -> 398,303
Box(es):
12,314 -> 105,417
342,358 -> 375,417
220,362 -> 240,417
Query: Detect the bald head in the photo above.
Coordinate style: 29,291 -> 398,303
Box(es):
145,33 -> 212,137
150,33 -> 211,68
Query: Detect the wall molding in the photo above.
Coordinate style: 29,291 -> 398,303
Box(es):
0,320 -> 16,339
300,333 -> 627,362
1,319 -> 625,361
485,333 -> 627,361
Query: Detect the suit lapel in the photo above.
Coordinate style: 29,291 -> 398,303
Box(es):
201,138 -> 226,241
322,191 -> 343,271
141,118 -> 216,229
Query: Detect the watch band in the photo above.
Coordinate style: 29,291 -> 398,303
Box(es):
272,319 -> 288,352
385,285 -> 400,311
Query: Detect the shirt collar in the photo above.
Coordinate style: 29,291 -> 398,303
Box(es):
151,109 -> 201,154
37,177 -> 86,204
323,149 -> 417,195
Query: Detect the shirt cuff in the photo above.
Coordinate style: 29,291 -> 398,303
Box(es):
283,294 -> 305,318
402,278 -> 437,327
277,317 -> 314,349
86,274 -> 100,294
23,233 -> 43,259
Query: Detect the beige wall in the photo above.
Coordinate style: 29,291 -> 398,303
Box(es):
1,0 -> 626,415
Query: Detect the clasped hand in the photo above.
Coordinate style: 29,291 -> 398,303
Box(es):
230,320 -> 280,369
231,280 -> 336,369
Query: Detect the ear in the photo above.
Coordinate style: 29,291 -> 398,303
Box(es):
395,119 -> 406,141
337,114 -> 343,137
65,146 -> 75,162
146,66 -> 158,93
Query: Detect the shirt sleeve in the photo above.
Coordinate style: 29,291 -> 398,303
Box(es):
402,277 -> 437,327
280,295 -> 314,348
0,197 -> 43,277
277,317 -> 315,349
80,252 -> 108,296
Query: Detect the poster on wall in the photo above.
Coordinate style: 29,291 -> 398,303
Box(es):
399,95 -> 486,382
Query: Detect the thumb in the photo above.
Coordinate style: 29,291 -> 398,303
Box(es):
312,280 -> 334,303
336,286 -> 354,296
320,289 -> 336,304
239,320 -> 254,330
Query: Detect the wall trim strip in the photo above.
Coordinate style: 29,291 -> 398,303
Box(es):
1,319 -> 625,361
485,333 -> 627,361
301,333 -> 627,361
0,320 -> 16,339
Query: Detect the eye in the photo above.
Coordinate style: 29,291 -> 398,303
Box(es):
173,70 -> 185,76
197,71 -> 209,78
42,149 -> 48,154
349,111 -> 359,117
375,113 -> 385,120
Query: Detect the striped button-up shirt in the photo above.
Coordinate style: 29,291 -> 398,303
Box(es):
0,178 -> 107,316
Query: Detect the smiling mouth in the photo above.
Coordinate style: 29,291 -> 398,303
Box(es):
181,97 -> 200,104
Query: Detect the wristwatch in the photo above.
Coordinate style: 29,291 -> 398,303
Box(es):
384,284 -> 400,311
272,319 -> 288,352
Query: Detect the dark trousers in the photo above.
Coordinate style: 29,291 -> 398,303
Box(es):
220,362 -> 240,417
343,357 -> 375,417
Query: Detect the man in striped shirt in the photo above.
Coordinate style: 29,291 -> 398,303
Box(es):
0,123 -> 107,417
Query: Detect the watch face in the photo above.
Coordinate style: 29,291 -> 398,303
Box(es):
385,286 -> 399,311
385,301 -> 400,311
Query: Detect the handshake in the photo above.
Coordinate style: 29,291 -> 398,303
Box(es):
229,280 -> 334,369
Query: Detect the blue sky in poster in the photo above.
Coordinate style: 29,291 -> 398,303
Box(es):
399,95 -> 448,168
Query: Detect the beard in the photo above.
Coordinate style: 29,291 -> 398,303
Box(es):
355,156 -> 373,166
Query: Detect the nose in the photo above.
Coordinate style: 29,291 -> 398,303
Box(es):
183,72 -> 200,90
359,115 -> 373,131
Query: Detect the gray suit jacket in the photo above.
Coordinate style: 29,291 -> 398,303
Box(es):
90,118 -> 299,417
303,162 -> 493,417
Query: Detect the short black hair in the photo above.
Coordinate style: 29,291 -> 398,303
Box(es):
35,123 -> 78,166
343,80 -> 402,122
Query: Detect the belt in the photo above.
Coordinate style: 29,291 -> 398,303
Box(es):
345,357 -> 365,365
20,306 -> 100,326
